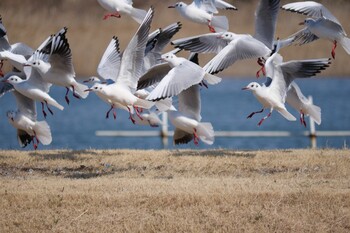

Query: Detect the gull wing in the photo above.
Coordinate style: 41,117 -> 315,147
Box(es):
173,128 -> 194,145
203,36 -> 271,74
172,32 -> 230,54
24,64 -> 52,93
194,0 -> 218,14
178,84 -> 201,121
146,59 -> 204,101
153,22 -> 182,53
281,1 -> 340,25
13,90 -> 37,121
17,129 -> 33,148
116,7 -> 154,92
214,0 -> 237,10
254,0 -> 280,49
288,27 -> 319,46
137,62 -> 172,90
0,15 -> 11,51
97,36 -> 121,82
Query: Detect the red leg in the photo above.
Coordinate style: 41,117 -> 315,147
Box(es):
127,106 -> 136,124
256,58 -> 266,78
32,131 -> 39,150
105,105 -> 114,119
134,106 -> 144,121
300,112 -> 307,128
207,21 -> 216,33
193,128 -> 199,145
258,112 -> 272,126
331,40 -> 337,59
247,108 -> 264,119
103,12 -> 121,20
45,100 -> 54,115
71,85 -> 81,99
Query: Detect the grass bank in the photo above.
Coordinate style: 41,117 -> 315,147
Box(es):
0,149 -> 349,232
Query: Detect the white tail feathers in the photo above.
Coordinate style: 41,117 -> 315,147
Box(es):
277,108 -> 297,121
134,98 -> 155,110
73,82 -> 89,99
155,98 -> 172,112
196,122 -> 215,145
210,16 -> 229,32
204,73 -> 222,85
131,7 -> 148,24
305,104 -> 321,125
340,36 -> 350,55
33,121 -> 52,145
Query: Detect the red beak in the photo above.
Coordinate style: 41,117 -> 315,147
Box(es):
298,21 -> 305,25
2,79 -> 9,83
168,5 -> 176,8
84,89 -> 92,92
241,87 -> 249,90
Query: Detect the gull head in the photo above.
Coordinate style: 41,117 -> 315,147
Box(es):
161,52 -> 180,66
83,76 -> 101,84
5,75 -> 24,85
219,32 -> 236,41
84,83 -> 104,93
299,18 -> 316,27
242,82 -> 261,91
168,2 -> 187,9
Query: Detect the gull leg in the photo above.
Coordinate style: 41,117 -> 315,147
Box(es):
247,108 -> 264,119
331,40 -> 337,59
71,85 -> 81,99
134,105 -> 144,120
32,131 -> 39,150
41,102 -> 47,119
103,12 -> 121,20
113,109 -> 117,120
65,87 -> 70,105
258,112 -> 272,126
207,20 -> 216,33
199,81 -> 208,89
105,105 -> 114,119
45,100 -> 54,115
0,60 -> 4,77
193,128 -> 199,145
127,106 -> 136,124
300,112 -> 307,128
256,58 -> 266,78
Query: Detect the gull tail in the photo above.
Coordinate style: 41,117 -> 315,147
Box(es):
33,121 -> 52,145
131,7 -> 148,24
155,98 -> 172,112
196,122 -> 215,145
204,73 -> 222,85
277,108 -> 296,121
340,36 -> 350,55
210,16 -> 229,32
134,98 -> 155,110
305,104 -> 321,125
73,82 -> 89,99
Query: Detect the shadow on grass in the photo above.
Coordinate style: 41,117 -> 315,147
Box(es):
171,150 -> 256,158
28,150 -> 100,160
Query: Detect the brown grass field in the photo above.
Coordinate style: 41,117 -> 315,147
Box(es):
0,149 -> 350,232
1,0 -> 350,77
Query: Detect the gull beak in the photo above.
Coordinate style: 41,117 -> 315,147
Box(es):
298,21 -> 305,25
168,5 -> 176,8
83,80 -> 90,83
2,79 -> 9,83
241,87 -> 249,91
23,63 -> 31,67
84,88 -> 92,92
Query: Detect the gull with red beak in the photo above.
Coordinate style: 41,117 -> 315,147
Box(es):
281,1 -> 350,59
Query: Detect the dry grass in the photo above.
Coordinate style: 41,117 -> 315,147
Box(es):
0,149 -> 350,232
1,0 -> 350,77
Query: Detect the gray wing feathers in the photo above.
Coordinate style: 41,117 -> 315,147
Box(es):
178,84 -> 201,121
97,36 -> 121,82
13,91 -> 37,121
137,63 -> 172,90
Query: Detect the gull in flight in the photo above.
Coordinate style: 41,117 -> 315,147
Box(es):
24,27 -> 89,105
86,8 -> 156,124
168,53 -> 215,145
97,0 -> 147,24
172,0 -> 281,75
242,51 -> 331,126
286,81 -> 321,127
281,1 -> 350,59
6,91 -> 52,150
168,0 -> 233,33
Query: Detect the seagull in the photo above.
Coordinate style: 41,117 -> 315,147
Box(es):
0,15 -> 33,75
6,91 -> 52,150
242,51 -> 331,126
97,0 -> 147,24
24,27 -> 89,105
144,51 -> 222,101
167,53 -> 215,145
172,0 -> 281,75
281,1 -> 350,59
286,81 -> 321,127
3,72 -> 64,119
86,8 -> 156,124
131,110 -> 163,127
168,1 -> 230,33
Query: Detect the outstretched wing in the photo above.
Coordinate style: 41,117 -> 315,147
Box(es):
13,91 -> 37,121
97,36 -> 122,82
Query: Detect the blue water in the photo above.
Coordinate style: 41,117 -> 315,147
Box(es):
0,78 -> 349,150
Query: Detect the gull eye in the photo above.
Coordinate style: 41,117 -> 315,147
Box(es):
94,87 -> 98,89
33,62 -> 36,65
250,84 -> 254,88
